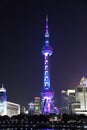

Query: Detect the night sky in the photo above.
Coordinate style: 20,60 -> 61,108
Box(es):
0,0 -> 87,108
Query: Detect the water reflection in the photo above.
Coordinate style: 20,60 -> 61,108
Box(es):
0,128 -> 70,130
41,128 -> 71,130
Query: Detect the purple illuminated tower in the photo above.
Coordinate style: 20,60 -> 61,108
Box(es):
41,15 -> 58,114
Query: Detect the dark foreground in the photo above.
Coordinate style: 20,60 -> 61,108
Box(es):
0,113 -> 87,129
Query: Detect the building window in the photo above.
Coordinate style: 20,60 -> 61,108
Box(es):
45,60 -> 48,64
45,76 -> 48,81
45,82 -> 48,87
45,65 -> 48,70
45,71 -> 48,75
77,88 -> 83,92
86,88 -> 87,92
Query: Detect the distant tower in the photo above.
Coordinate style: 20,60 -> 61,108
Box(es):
0,84 -> 7,115
41,15 -> 58,114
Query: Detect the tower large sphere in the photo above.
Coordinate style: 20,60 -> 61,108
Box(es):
42,44 -> 53,56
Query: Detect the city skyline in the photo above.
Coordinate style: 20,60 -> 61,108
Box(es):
0,0 -> 87,107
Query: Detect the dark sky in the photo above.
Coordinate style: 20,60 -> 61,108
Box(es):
0,0 -> 87,108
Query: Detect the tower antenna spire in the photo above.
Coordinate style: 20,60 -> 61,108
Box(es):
45,13 -> 49,45
46,13 -> 48,24
46,10 -> 48,24
2,83 -> 4,88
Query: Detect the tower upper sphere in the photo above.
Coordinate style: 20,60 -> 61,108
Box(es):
42,15 -> 53,56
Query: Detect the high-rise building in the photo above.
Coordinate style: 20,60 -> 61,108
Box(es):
61,77 -> 87,115
61,89 -> 76,114
28,102 -> 35,115
0,84 -> 7,116
74,77 -> 87,115
41,15 -> 58,114
28,97 -> 40,115
34,97 -> 40,115
61,90 -> 68,113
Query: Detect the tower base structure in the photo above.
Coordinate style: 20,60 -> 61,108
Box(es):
41,89 -> 59,114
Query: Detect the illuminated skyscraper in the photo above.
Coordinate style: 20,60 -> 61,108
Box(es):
0,84 -> 7,115
61,77 -> 87,115
34,97 -> 40,115
41,15 -> 58,114
74,77 -> 87,115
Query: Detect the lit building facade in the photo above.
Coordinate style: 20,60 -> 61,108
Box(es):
41,15 -> 58,114
28,97 -> 40,115
61,77 -> 87,115
0,84 -> 20,117
61,90 -> 68,113
34,97 -> 40,115
28,102 -> 35,115
61,89 -> 76,114
74,77 -> 87,115
7,101 -> 20,117
0,84 -> 7,116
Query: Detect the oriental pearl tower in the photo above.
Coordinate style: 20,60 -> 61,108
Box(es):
41,15 -> 58,114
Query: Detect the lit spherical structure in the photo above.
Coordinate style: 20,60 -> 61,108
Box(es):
42,44 -> 53,56
41,89 -> 54,100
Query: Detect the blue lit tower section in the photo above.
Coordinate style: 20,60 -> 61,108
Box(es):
41,16 -> 55,114
0,84 -> 7,116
